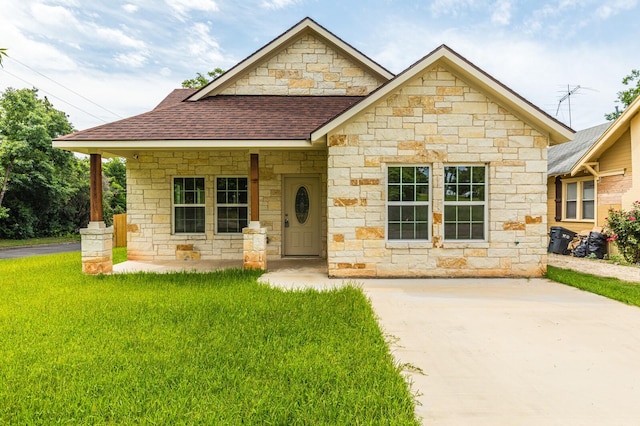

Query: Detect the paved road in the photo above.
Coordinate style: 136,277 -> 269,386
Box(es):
0,242 -> 81,259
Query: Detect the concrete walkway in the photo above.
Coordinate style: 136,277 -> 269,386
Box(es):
260,272 -> 640,425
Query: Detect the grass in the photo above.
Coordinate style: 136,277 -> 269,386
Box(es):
547,265 -> 640,307
0,234 -> 80,248
0,252 -> 418,424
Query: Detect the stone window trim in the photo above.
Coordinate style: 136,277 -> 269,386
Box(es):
172,176 -> 206,235
443,164 -> 488,242
386,165 -> 431,242
216,176 -> 249,235
562,177 -> 596,222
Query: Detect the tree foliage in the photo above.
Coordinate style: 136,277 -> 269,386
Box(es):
0,88 -> 83,238
102,157 -> 127,226
181,68 -> 225,89
0,48 -> 7,67
605,69 -> 640,121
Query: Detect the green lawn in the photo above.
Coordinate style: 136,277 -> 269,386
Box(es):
547,265 -> 640,307
0,252 -> 418,424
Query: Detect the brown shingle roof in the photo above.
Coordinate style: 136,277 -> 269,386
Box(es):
57,95 -> 365,141
153,88 -> 197,110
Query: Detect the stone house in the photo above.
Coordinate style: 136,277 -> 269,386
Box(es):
547,95 -> 640,234
55,17 -> 573,277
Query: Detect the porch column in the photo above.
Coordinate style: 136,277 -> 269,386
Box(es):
80,153 -> 113,274
244,153 -> 267,270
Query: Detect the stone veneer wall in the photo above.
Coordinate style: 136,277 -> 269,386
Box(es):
126,150 -> 327,261
327,65 -> 549,278
219,34 -> 386,96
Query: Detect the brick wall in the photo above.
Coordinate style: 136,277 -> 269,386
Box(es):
126,150 -> 327,261
326,65 -> 549,277
219,34 -> 385,96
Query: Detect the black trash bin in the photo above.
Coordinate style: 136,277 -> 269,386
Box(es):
548,226 -> 577,255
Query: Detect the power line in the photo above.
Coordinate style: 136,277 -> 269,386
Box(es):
6,56 -> 124,120
0,67 -> 109,124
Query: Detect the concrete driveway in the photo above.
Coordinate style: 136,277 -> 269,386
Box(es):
261,274 -> 640,425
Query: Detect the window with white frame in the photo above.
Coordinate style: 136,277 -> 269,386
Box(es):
564,179 -> 594,220
443,165 -> 486,240
387,166 -> 430,240
216,177 -> 248,233
173,177 -> 205,234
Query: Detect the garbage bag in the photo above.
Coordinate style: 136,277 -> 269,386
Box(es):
572,239 -> 588,258
587,231 -> 607,259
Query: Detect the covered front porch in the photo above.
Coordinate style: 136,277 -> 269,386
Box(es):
112,256 -> 328,275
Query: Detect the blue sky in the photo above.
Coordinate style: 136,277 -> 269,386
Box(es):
1,0 -> 638,131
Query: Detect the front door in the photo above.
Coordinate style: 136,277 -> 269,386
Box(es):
283,176 -> 321,256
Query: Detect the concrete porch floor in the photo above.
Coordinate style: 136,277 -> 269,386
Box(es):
111,257 -> 328,274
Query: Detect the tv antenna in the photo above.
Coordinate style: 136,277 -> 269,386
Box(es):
555,85 -> 582,128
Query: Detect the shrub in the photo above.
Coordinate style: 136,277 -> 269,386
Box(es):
604,201 -> 640,264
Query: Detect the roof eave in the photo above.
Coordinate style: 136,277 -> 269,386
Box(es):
52,139 -> 317,156
570,96 -> 640,176
311,46 -> 574,144
188,17 -> 394,101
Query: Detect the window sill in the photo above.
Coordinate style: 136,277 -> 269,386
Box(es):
214,233 -> 243,239
386,241 -> 431,249
441,241 -> 490,249
171,234 -> 207,239
560,219 -> 595,223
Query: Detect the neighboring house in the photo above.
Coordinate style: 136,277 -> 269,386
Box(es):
547,95 -> 640,234
55,17 -> 573,277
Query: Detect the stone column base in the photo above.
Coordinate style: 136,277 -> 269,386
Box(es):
243,225 -> 267,270
80,221 -> 114,274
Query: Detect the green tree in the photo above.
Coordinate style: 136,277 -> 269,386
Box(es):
0,48 -> 7,67
102,157 -> 126,226
181,68 -> 225,89
605,69 -> 640,120
0,87 -> 85,238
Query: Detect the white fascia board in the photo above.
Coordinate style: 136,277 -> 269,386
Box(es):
188,18 -> 393,101
311,47 -> 574,144
53,139 -> 315,152
571,96 -> 640,176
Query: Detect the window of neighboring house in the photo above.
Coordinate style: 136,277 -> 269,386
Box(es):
564,180 -> 595,221
216,177 -> 248,233
173,177 -> 205,234
443,165 -> 487,240
387,166 -> 430,240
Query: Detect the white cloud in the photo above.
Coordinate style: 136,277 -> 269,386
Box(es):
595,0 -> 637,19
491,0 -> 512,25
186,22 -> 225,65
261,0 -> 302,9
90,24 -> 146,49
122,4 -> 139,13
30,3 -> 79,29
114,51 -> 149,68
429,0 -> 477,17
166,0 -> 219,17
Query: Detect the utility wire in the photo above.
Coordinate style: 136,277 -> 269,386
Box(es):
1,67 -> 109,124
6,56 -> 124,119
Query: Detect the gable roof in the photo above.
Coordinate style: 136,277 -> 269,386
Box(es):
571,95 -> 640,175
55,95 -> 363,149
311,44 -> 574,144
548,122 -> 611,176
187,17 -> 394,100
154,88 -> 197,110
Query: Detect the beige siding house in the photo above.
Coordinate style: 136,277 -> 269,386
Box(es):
55,17 -> 573,277
547,96 -> 640,235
